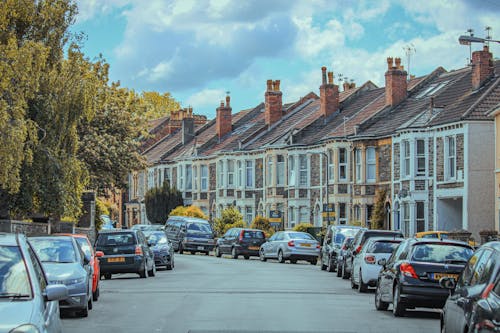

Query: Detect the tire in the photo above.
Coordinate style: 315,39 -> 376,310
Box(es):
321,262 -> 327,270
205,251 -> 210,256
231,247 -> 238,259
104,273 -> 112,280
278,250 -> 285,263
336,263 -> 342,277
327,257 -> 334,272
342,262 -> 350,279
375,283 -> 389,311
77,301 -> 89,318
350,273 -> 358,289
92,286 -> 99,302
310,259 -> 317,265
139,264 -> 147,278
392,283 -> 406,317
259,249 -> 267,262
88,295 -> 93,310
215,246 -> 222,257
244,255 -> 250,260
148,262 -> 156,277
290,259 -> 297,264
358,270 -> 368,293
166,263 -> 173,270
178,244 -> 184,254
190,251 -> 196,255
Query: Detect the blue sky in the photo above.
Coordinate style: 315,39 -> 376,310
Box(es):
73,0 -> 500,119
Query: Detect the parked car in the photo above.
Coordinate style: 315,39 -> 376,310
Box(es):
415,230 -> 477,247
29,235 -> 93,317
215,228 -> 266,259
440,241 -> 500,333
95,229 -> 156,279
131,224 -> 165,232
57,233 -> 104,301
344,229 -> 404,279
0,233 -> 68,333
374,238 -> 474,317
259,231 -> 320,265
144,230 -> 175,270
336,236 -> 354,278
350,237 -> 404,292
164,216 -> 215,255
320,225 -> 364,272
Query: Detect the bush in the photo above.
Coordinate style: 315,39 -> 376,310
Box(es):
250,216 -> 274,237
293,223 -> 314,232
223,221 -> 246,234
169,205 -> 208,220
213,207 -> 243,237
95,199 -> 109,231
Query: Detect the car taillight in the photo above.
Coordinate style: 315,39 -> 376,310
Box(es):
400,262 -> 418,279
475,319 -> 496,330
342,245 -> 347,250
481,283 -> 494,299
135,245 -> 143,256
239,230 -> 244,242
288,240 -> 295,247
364,255 -> 376,264
355,245 -> 362,254
316,244 -> 321,249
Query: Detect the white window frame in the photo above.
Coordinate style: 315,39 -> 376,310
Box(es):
328,149 -> 334,182
416,139 -> 426,177
353,205 -> 361,221
277,155 -> 285,186
163,168 -> 171,185
245,206 -> 253,225
289,207 -> 296,228
218,161 -> 224,187
338,148 -> 347,181
299,206 -> 309,223
339,203 -> 346,224
227,160 -> 235,188
366,147 -> 376,183
266,156 -> 273,186
403,202 -> 410,237
185,164 -> 192,191
193,165 -> 198,190
245,160 -> 254,188
237,161 -> 243,188
299,154 -> 308,186
445,136 -> 456,180
416,201 -> 425,232
288,156 -> 296,186
402,140 -> 411,178
355,149 -> 362,182
178,165 -> 184,190
200,165 -> 208,191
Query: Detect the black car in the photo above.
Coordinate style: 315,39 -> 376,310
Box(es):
165,216 -> 215,255
320,225 -> 364,272
144,230 -> 175,270
96,229 -> 156,279
337,236 -> 354,278
375,238 -> 474,317
440,241 -> 500,333
344,229 -> 404,279
215,228 -> 266,259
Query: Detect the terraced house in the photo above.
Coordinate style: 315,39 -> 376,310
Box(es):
127,45 -> 500,240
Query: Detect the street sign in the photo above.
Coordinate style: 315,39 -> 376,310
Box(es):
269,210 -> 282,223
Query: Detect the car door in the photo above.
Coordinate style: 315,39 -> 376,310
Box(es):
380,241 -> 407,302
138,231 -> 153,270
322,228 -> 333,264
266,232 -> 280,258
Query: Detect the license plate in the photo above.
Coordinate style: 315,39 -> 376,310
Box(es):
248,246 -> 259,250
108,257 -> 125,263
432,273 -> 458,281
300,243 -> 311,247
197,246 -> 204,250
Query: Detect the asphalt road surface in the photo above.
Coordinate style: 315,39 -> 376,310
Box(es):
62,253 -> 440,333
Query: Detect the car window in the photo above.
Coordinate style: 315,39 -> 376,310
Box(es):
469,249 -> 493,286
27,245 -> 47,291
147,233 -> 168,245
368,241 -> 401,254
421,233 -> 438,239
187,222 -> 212,233
75,237 -> 92,258
287,232 -> 314,240
0,245 -> 32,297
30,238 -> 78,263
459,249 -> 484,288
410,243 -> 473,264
97,233 -> 136,246
244,231 -> 264,239
493,274 -> 500,296
387,241 -> 406,264
275,233 -> 284,241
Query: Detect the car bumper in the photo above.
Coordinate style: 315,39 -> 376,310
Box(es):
284,247 -> 320,260
154,253 -> 172,266
400,284 -> 450,308
183,242 -> 214,252
100,256 -> 145,274
60,291 -> 87,310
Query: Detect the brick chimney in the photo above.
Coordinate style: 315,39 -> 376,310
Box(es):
216,95 -> 232,139
472,45 -> 494,90
385,57 -> 407,106
182,110 -> 194,145
265,80 -> 283,125
319,66 -> 339,117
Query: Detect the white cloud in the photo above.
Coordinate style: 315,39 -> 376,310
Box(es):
75,0 -> 129,23
186,89 -> 226,109
293,17 -> 345,59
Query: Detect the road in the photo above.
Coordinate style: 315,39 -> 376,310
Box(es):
62,254 -> 440,333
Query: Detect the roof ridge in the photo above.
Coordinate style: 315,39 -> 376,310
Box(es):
461,76 -> 500,119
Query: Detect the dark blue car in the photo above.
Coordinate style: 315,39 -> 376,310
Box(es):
144,231 -> 175,270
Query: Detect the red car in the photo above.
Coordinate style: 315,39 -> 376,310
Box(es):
58,233 -> 104,301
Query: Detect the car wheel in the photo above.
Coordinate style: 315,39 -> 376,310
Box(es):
215,246 -> 222,257
190,251 -> 196,255
178,244 -> 184,254
244,255 -> 250,260
92,286 -> 99,302
166,263 -> 173,270
104,273 -> 112,280
205,251 -> 210,256
77,301 -> 89,318
139,264 -> 147,278
290,259 -> 297,264
88,295 -> 93,310
358,270 -> 368,293
350,272 -> 358,289
148,262 -> 156,277
321,257 -> 327,270
278,250 -> 285,263
327,257 -> 334,272
375,282 -> 389,311
231,247 -> 238,259
310,259 -> 317,265
336,263 -> 342,277
392,283 -> 406,317
259,249 -> 267,262
342,262 -> 350,279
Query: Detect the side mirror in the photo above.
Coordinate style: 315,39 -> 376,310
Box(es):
83,255 -> 90,265
95,251 -> 104,258
377,258 -> 387,267
44,284 -> 68,302
439,277 -> 457,290
352,250 -> 357,256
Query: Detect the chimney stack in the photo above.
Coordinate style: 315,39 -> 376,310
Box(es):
319,66 -> 339,117
216,94 -> 232,139
385,57 -> 407,106
265,79 -> 283,125
182,110 -> 195,145
472,45 -> 494,90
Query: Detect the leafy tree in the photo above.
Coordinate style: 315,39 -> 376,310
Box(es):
95,198 -> 109,231
138,91 -> 180,120
145,182 -> 183,224
213,207 -> 244,237
293,223 -> 314,232
250,216 -> 274,236
371,188 -> 388,229
169,205 -> 208,219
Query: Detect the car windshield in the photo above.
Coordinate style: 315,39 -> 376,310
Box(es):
187,222 -> 212,233
147,233 -> 168,245
0,246 -> 32,298
287,232 -> 314,240
411,243 -> 473,263
335,229 -> 360,244
367,241 -> 401,254
243,231 -> 264,239
75,237 -> 92,258
30,238 -> 77,263
97,233 -> 135,246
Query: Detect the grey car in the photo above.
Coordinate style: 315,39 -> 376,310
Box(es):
259,231 -> 320,265
29,236 -> 93,317
0,233 -> 68,333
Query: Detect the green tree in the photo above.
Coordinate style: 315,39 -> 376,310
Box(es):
138,91 -> 180,120
371,188 -> 388,229
293,223 -> 314,232
145,182 -> 183,224
250,216 -> 274,237
213,207 -> 244,237
169,205 -> 208,220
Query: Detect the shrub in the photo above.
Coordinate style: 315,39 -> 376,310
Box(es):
169,205 -> 208,220
223,221 -> 246,234
293,223 -> 314,232
250,216 -> 274,237
213,207 -> 243,237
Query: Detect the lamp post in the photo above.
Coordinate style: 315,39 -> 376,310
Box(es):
458,35 -> 500,45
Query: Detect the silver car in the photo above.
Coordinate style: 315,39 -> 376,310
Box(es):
29,236 -> 93,317
259,231 -> 320,265
0,233 -> 68,333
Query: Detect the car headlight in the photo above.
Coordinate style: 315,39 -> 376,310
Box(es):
65,277 -> 85,285
9,324 -> 40,333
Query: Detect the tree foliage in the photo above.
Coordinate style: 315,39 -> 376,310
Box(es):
138,91 -> 180,121
293,223 -> 314,232
145,182 -> 183,224
250,216 -> 274,236
371,188 -> 388,229
213,207 -> 244,237
169,205 -> 208,219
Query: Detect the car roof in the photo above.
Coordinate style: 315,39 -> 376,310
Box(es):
411,238 -> 473,247
168,216 -> 209,223
29,235 -> 74,241
55,233 -> 89,239
330,225 -> 364,230
98,229 -> 138,234
365,236 -> 405,243
477,241 -> 500,251
0,232 -> 21,246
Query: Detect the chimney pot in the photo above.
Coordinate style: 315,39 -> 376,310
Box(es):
266,80 -> 273,91
220,100 -> 224,107
226,95 -> 230,107
472,45 -> 494,90
395,57 -> 401,69
385,56 -> 408,106
274,80 -> 281,91
387,57 -> 394,70
265,79 -> 283,125
319,67 -> 339,117
327,72 -> 334,84
321,66 -> 327,84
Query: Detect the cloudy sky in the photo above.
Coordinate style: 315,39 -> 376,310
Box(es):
73,0 -> 500,119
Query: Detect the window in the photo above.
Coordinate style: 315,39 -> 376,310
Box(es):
266,156 -> 273,186
193,166 -> 198,190
328,150 -> 334,182
299,155 -> 308,186
245,160 -> 254,188
366,205 -> 373,227
355,149 -> 362,182
245,207 -> 253,225
289,207 -> 296,228
163,168 -> 171,185
403,202 -> 410,237
403,140 -> 410,178
218,161 -> 224,187
299,206 -> 309,223
339,203 -> 346,224
185,165 -> 192,190
200,165 -> 208,190
277,155 -> 285,186
179,166 -> 184,190
237,161 -> 243,188
416,140 -> 426,176
288,156 -> 296,186
366,147 -> 376,182
445,136 -> 456,180
416,201 -> 425,232
353,205 -> 361,221
338,148 -> 347,181
227,160 -> 234,187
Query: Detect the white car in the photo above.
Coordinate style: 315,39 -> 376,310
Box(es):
350,237 -> 404,292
